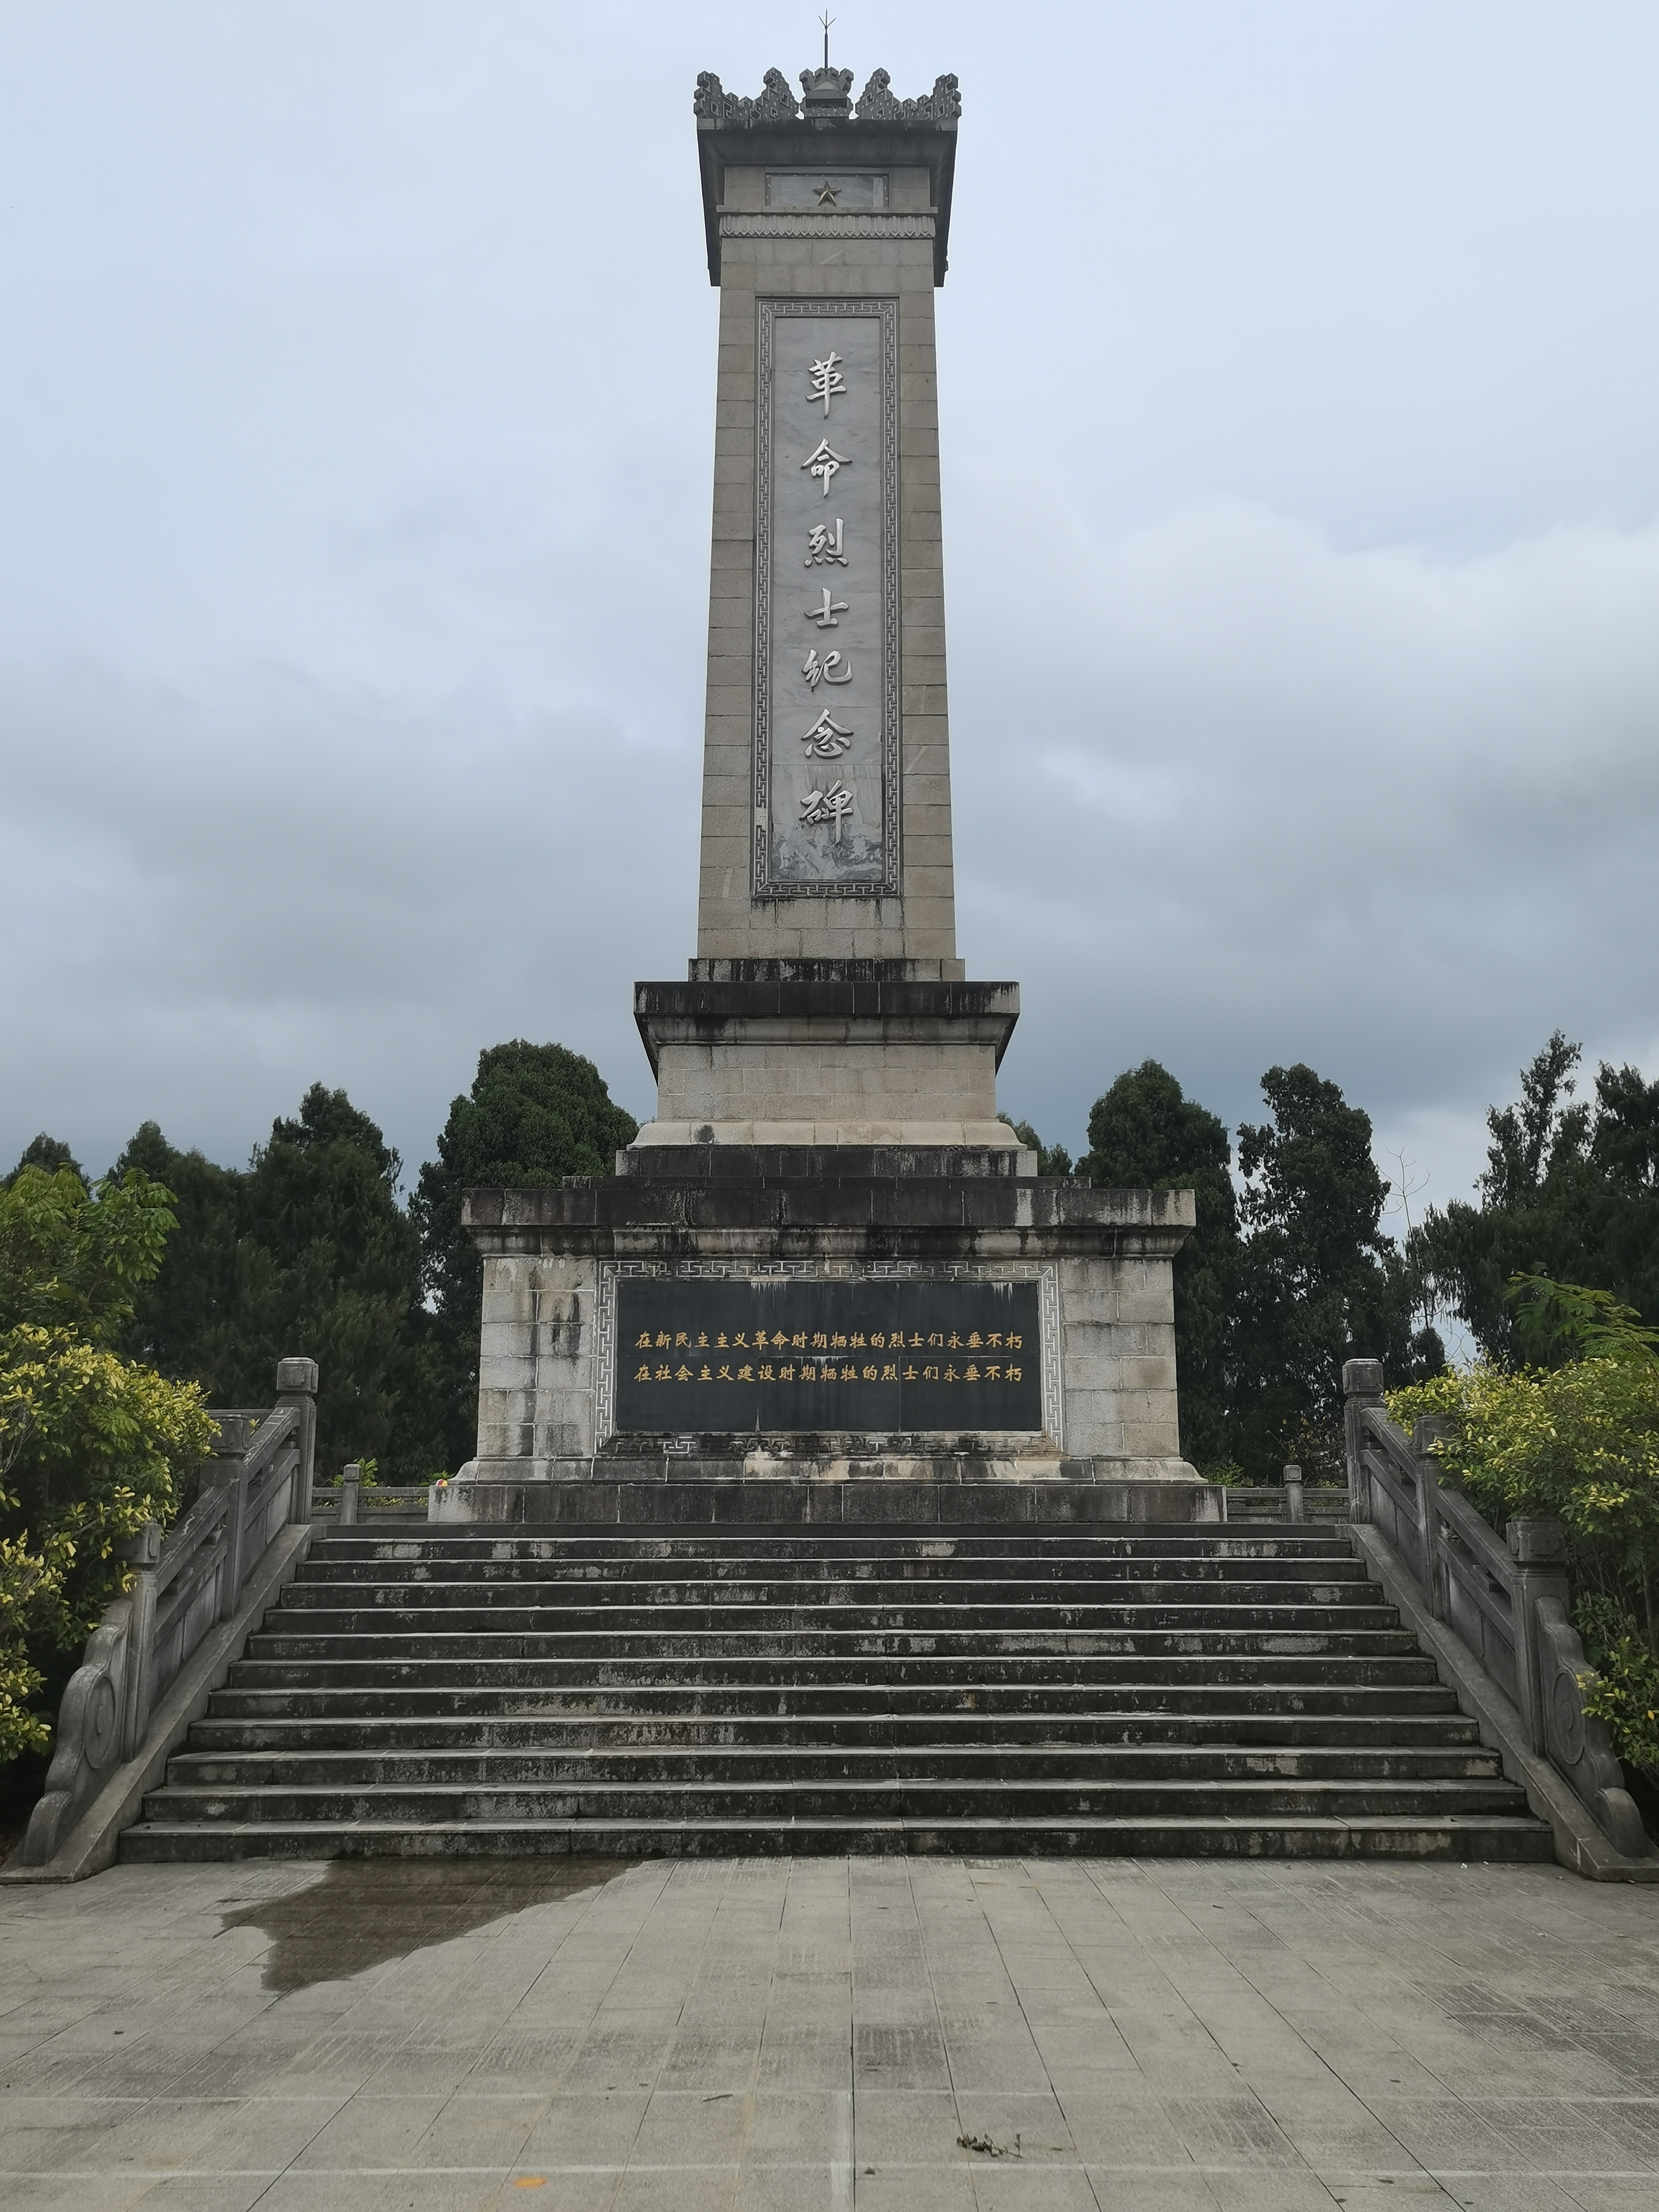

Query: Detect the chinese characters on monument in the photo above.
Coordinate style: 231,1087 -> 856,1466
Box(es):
756,298 -> 897,893
614,1278 -> 1044,1433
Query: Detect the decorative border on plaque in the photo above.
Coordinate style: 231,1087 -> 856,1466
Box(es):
595,1259 -> 1061,1443
753,296 -> 901,902
722,214 -> 934,240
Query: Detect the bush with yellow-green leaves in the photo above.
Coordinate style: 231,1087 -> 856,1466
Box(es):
1390,1277 -> 1659,1778
1,1166 -> 215,1764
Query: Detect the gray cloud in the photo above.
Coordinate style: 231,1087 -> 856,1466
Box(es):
1,2 -> 1656,1212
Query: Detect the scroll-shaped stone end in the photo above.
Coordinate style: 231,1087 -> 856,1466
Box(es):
1594,1785 -> 1653,1862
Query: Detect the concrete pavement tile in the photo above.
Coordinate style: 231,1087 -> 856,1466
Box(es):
1077,2170 -> 1217,2212
1557,2183 -> 1659,2212
1050,2080 -> 1196,2166
742,2086 -> 845,2163
182,2092 -> 344,2173
561,2016 -> 682,2092
464,2034 -> 584,2092
517,2090 -> 652,2166
413,2091 -> 545,2169
611,2169 -> 737,2212
1155,2094 -> 1302,2170
937,2038 -> 1054,2094
1304,2184 -> 1455,2212
964,2168 -> 1099,2212
734,2167 -> 847,2212
948,2091 -> 1075,2162
1200,2173 -> 1338,2209
64,2096 -> 241,2176
628,2086 -> 750,2168
499,2173 -> 620,2212
1362,2095 -> 1543,2171
853,2021 -> 951,2090
656,2026 -> 766,2092
852,2088 -> 963,2165
848,2172 -> 978,2212
1419,2179 -> 1585,2212
289,2091 -> 452,2170
117,2176 -> 278,2212
1247,2080 -> 1416,2167
0,2177 -> 162,2212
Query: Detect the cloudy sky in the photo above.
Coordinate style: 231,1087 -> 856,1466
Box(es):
3,2 -> 1656,1221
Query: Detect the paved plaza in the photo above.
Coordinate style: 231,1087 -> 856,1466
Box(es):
2,1854 -> 1658,2212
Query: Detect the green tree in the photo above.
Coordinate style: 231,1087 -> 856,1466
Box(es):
1008,1119 -> 1074,1178
1,1166 -> 214,1765
1232,1063 -> 1440,1477
5,1134 -> 86,1187
412,1043 -> 639,1469
1079,1061 -> 1239,1470
1412,1035 -> 1659,1361
119,1087 -> 445,1481
1391,1280 -> 1659,1774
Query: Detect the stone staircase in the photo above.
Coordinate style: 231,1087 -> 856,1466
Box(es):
120,1525 -> 1553,1862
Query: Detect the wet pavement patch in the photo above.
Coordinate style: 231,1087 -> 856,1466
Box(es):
217,1855 -> 630,1992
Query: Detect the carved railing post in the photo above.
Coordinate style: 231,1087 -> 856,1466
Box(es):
118,1521 -> 163,1759
338,1463 -> 361,1526
1505,1516 -> 1571,1757
1342,1359 -> 1384,1524
218,1431 -> 253,1624
1412,1417 -> 1455,1621
1282,1464 -> 1305,1524
274,1356 -> 319,1523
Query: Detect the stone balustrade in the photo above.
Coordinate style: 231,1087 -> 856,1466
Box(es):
7,1358 -> 318,1875
1342,1357 -> 1655,1867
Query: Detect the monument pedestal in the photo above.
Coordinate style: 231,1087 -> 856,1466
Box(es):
632,961 -> 1021,1150
448,1135 -> 1210,1527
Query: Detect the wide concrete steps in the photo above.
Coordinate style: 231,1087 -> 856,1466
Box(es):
120,1525 -> 1554,1864
121,1814 -> 1551,1862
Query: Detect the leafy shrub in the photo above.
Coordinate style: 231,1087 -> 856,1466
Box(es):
0,1166 -> 214,1764
1388,1275 -> 1659,1774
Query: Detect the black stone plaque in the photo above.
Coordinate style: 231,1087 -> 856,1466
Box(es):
614,1277 -> 1042,1434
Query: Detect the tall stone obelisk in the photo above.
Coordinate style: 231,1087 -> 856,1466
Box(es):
456,57 -> 1208,1526
631,59 -> 1014,1150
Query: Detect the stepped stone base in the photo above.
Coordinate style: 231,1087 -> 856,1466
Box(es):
435,1470 -> 1222,1528
463,1143 -> 1202,1503
117,1523 -> 1555,1864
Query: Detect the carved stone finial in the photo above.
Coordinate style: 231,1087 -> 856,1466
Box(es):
854,67 -> 962,124
697,62 -> 958,130
693,66 -> 800,127
799,63 -> 855,122
755,67 -> 801,122
927,73 -> 963,121
854,67 -> 898,120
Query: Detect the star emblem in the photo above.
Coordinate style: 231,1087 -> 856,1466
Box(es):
814,179 -> 841,207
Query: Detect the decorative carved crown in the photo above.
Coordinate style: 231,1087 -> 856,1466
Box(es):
693,67 -> 801,127
854,69 -> 962,124
799,64 -> 855,121
693,65 -> 961,129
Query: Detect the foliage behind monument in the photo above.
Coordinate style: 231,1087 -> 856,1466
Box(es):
412,1042 -> 638,1471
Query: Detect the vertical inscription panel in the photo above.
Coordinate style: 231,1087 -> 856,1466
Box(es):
615,1278 -> 1042,1433
755,298 -> 899,899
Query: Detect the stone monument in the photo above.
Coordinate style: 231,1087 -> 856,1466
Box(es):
450,54 -> 1209,1526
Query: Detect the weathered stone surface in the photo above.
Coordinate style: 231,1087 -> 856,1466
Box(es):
464,1163 -> 1196,1481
